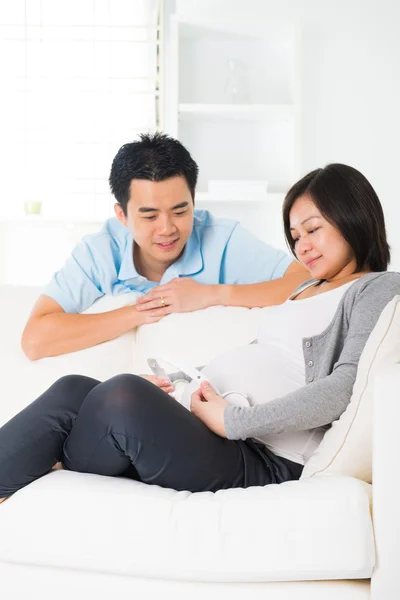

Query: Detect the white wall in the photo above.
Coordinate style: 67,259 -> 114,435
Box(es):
176,0 -> 400,269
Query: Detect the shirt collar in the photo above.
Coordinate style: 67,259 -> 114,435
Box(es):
118,235 -> 140,281
172,226 -> 204,277
118,227 -> 204,283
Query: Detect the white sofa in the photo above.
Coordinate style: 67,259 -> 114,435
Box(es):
0,284 -> 399,600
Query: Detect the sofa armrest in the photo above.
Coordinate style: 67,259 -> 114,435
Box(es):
371,365 -> 400,600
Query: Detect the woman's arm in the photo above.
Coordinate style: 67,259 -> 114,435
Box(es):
215,262 -> 309,308
224,273 -> 400,440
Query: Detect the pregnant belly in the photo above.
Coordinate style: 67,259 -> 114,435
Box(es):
183,343 -> 305,409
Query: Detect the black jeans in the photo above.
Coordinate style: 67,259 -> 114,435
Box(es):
0,374 -> 303,498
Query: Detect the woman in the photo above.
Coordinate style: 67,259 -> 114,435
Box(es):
1,163 -> 399,502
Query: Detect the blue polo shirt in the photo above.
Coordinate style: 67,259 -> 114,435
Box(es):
43,209 -> 292,314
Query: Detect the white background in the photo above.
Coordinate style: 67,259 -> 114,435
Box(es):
1,0 -> 400,283
176,0 -> 400,269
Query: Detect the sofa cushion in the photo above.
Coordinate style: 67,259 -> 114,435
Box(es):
302,295 -> 400,483
0,563 -> 372,600
0,470 -> 374,583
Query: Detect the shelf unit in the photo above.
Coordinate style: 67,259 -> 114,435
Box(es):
163,16 -> 301,197
161,14 -> 300,247
178,103 -> 295,119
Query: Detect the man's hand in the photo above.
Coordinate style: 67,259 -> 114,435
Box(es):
135,278 -> 219,316
140,374 -> 175,395
190,381 -> 228,438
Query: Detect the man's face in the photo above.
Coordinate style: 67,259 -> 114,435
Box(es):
114,176 -> 194,272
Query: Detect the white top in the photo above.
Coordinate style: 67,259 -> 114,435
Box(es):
180,280 -> 355,465
251,280 -> 355,464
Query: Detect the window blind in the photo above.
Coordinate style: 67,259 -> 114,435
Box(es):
0,0 -> 161,220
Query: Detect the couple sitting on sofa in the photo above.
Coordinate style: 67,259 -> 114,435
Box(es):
0,133 -> 399,503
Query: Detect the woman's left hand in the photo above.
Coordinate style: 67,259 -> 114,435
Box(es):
139,374 -> 175,395
135,278 -> 218,315
190,381 -> 229,438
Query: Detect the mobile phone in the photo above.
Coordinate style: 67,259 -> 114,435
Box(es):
147,358 -> 173,383
148,355 -> 212,391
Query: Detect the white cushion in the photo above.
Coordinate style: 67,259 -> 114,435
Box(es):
0,470 -> 374,583
83,290 -> 141,314
302,295 -> 400,483
35,290 -> 141,382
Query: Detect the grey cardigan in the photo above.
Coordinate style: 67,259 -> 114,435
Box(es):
224,271 -> 400,441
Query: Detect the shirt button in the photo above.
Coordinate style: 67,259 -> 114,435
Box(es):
305,341 -> 311,348
308,360 -> 314,367
308,376 -> 314,383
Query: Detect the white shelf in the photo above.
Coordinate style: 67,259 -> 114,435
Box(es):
195,192 -> 285,203
179,103 -> 295,121
179,19 -> 296,42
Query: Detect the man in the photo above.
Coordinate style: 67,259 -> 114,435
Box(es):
21,133 -> 307,360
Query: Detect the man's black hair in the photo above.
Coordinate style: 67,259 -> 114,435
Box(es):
109,132 -> 199,215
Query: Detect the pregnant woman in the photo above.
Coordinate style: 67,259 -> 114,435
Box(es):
1,163 -> 399,501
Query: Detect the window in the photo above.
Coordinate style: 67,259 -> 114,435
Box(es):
0,0 -> 161,220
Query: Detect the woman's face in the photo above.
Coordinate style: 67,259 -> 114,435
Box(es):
289,195 -> 356,281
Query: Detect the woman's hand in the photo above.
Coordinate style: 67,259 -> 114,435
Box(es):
140,374 -> 175,395
135,278 -> 219,315
190,381 -> 229,437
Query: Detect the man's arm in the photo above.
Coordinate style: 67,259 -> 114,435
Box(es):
21,295 -> 161,361
21,228 -> 163,360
